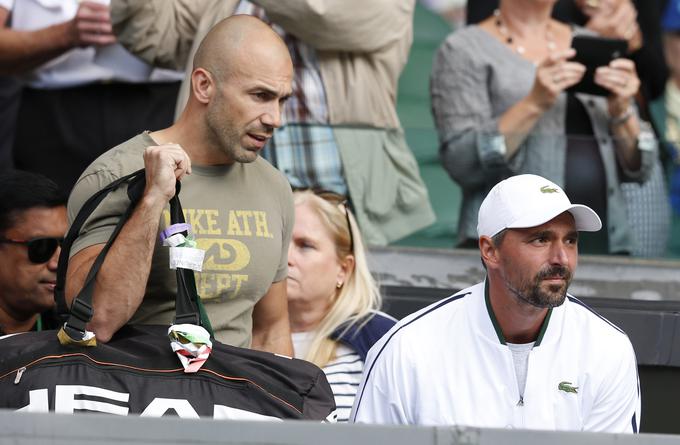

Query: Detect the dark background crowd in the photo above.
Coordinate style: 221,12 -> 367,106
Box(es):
1,0 -> 679,258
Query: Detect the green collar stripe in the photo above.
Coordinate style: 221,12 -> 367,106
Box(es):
534,306 -> 552,346
484,279 -> 507,345
484,278 -> 553,346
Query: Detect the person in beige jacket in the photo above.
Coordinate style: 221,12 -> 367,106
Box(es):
110,0 -> 435,246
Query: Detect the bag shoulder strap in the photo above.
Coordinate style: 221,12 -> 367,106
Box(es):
55,170 -> 209,341
55,169 -> 144,317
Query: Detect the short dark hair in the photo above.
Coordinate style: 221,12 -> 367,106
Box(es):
0,170 -> 66,234
491,229 -> 507,248
480,229 -> 507,270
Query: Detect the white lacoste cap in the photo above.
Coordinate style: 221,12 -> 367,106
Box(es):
477,174 -> 602,238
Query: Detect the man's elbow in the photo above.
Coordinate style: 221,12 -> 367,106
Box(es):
88,317 -> 117,343
251,327 -> 293,356
87,308 -> 129,343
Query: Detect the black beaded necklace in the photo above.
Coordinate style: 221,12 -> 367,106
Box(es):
493,8 -> 556,57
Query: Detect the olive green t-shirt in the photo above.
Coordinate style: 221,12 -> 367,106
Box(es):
67,132 -> 294,347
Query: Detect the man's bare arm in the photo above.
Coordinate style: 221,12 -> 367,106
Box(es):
0,2 -> 115,75
251,280 -> 293,356
65,144 -> 191,342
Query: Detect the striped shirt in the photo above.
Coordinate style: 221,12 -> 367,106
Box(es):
323,346 -> 364,422
292,332 -> 364,423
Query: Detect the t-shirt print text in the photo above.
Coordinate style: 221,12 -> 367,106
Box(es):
162,208 -> 274,300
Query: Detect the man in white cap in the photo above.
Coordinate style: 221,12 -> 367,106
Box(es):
350,174 -> 641,433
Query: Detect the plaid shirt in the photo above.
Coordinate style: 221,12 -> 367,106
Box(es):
234,1 -> 347,195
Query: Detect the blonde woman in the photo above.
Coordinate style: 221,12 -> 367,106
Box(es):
287,190 -> 396,423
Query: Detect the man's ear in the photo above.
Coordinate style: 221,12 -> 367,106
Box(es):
479,236 -> 501,270
191,68 -> 215,104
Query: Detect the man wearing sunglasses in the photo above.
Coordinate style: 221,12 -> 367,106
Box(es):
0,170 -> 67,336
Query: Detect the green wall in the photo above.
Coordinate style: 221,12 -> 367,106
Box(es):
393,6 -> 460,248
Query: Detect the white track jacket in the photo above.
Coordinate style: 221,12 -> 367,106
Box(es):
350,281 -> 640,432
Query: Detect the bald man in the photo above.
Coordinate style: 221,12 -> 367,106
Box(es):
65,16 -> 295,355
110,0 -> 435,247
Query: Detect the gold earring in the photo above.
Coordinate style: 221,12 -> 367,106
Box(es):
336,281 -> 343,289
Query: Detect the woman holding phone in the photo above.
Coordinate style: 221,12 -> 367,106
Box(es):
431,0 -> 657,254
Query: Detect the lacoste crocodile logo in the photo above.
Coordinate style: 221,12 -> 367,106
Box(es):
540,185 -> 559,194
558,381 -> 578,394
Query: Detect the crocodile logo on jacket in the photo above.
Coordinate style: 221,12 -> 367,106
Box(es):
558,381 -> 578,394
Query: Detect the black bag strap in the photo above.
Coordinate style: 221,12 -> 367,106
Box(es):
55,169 -> 144,318
168,190 -> 204,327
55,169 -> 206,341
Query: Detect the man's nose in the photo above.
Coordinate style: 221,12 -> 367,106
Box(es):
46,246 -> 60,271
549,242 -> 569,266
261,103 -> 283,129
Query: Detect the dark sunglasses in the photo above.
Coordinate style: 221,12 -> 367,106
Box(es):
0,237 -> 64,263
293,188 -> 355,253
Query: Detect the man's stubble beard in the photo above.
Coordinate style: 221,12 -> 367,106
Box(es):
205,96 -> 256,164
502,264 -> 572,309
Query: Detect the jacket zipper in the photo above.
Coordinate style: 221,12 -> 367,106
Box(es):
518,349 -> 532,428
14,367 -> 26,384
11,355 -> 248,388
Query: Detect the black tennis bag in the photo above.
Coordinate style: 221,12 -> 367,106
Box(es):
0,170 -> 336,420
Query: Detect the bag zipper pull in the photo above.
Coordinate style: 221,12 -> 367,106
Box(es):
14,367 -> 26,384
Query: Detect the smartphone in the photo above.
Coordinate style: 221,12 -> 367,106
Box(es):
566,35 -> 628,96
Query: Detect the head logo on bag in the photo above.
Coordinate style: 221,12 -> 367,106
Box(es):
20,385 -> 284,420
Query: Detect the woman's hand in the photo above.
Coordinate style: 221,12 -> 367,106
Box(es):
595,57 -> 642,171
594,58 -> 640,118
500,50 -> 585,160
527,49 -> 586,111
